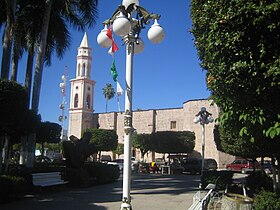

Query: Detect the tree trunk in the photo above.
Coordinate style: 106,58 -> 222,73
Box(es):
10,46 -> 19,81
26,133 -> 36,168
276,156 -> 280,191
28,0 -> 52,168
31,0 -> 52,113
271,157 -> 278,192
1,0 -> 16,79
4,137 -> 12,174
25,49 -> 35,107
41,141 -> 45,157
105,99 -> 108,112
0,136 -> 4,173
19,136 -> 27,164
3,136 -> 9,166
140,149 -> 145,162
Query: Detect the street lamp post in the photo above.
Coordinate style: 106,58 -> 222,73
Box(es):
194,107 -> 214,187
59,66 -> 67,141
97,1 -> 164,209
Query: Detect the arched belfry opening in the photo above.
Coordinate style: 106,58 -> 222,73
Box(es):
86,94 -> 91,109
82,63 -> 86,76
74,94 -> 79,108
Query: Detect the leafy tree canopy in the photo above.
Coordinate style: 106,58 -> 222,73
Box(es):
0,80 -> 28,135
36,121 -> 61,144
214,124 -> 280,158
191,0 -> 280,142
151,131 -> 195,154
113,143 -> 124,156
132,133 -> 151,157
84,128 -> 118,152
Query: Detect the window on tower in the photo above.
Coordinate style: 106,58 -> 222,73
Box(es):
78,64 -> 81,76
82,63 -> 86,76
86,95 -> 91,109
74,94 -> 79,108
170,121 -> 177,129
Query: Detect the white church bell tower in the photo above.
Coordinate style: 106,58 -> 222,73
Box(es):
68,33 -> 95,138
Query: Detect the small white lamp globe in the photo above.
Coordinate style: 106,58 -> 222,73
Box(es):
147,19 -> 165,44
97,25 -> 111,48
208,115 -> 214,123
113,12 -> 131,37
193,116 -> 200,124
134,38 -> 144,54
61,74 -> 67,81
60,82 -> 65,89
122,0 -> 139,9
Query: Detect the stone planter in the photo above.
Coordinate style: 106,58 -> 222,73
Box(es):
221,193 -> 253,210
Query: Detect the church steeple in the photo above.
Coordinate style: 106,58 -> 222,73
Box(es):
76,32 -> 92,78
80,33 -> 89,48
68,32 -> 95,138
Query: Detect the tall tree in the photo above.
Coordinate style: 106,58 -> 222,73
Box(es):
0,0 -> 16,79
32,0 -> 99,113
151,131 -> 195,154
31,0 -> 52,113
191,1 -> 280,143
132,131 -> 195,155
36,121 -> 61,157
0,80 -> 29,171
132,133 -> 151,160
84,128 -> 118,160
113,143 -> 124,158
102,83 -> 115,112
27,0 -> 98,167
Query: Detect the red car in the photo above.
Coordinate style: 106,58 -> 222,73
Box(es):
226,159 -> 260,174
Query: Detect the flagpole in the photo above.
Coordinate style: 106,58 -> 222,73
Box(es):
116,81 -> 124,112
117,97 -> 121,112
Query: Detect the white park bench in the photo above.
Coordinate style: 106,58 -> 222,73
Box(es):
32,172 -> 68,187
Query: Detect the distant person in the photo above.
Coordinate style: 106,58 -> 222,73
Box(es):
150,161 -> 159,173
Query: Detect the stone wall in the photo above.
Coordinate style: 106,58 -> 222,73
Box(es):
88,99 -> 234,168
68,110 -> 93,139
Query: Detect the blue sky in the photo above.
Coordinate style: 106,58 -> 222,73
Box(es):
1,0 -> 210,129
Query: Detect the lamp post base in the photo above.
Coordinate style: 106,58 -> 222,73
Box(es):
120,201 -> 132,210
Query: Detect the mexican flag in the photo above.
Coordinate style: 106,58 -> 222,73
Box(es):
106,26 -> 119,55
110,60 -> 118,82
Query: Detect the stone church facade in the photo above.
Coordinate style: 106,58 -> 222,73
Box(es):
68,34 -> 234,169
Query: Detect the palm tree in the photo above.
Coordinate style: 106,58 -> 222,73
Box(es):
102,83 -> 115,112
28,0 -> 99,167
0,0 -> 16,79
32,0 -> 99,113
0,0 -> 99,167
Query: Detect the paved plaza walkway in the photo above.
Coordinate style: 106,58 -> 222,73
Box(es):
1,173 -> 200,210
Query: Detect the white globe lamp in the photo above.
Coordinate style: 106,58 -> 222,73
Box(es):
193,116 -> 200,124
97,25 -> 111,48
60,82 -> 65,89
61,74 -> 67,81
147,19 -> 165,44
134,38 -> 144,54
113,12 -> 131,37
208,115 -> 214,123
122,0 -> 139,9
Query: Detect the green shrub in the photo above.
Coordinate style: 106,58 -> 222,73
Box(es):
201,170 -> 233,190
65,162 -> 120,187
246,171 -> 273,195
254,190 -> 280,210
85,162 -> 120,184
0,175 -> 27,203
